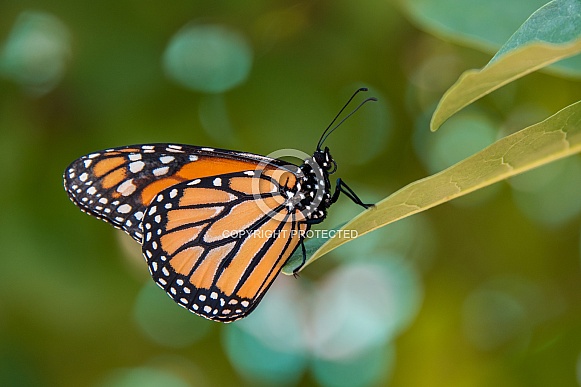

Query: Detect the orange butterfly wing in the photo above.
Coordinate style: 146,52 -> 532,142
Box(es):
64,144 -> 284,242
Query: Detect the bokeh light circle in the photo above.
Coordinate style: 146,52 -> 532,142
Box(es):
462,288 -> 528,351
310,258 -> 422,360
0,11 -> 71,95
222,277 -> 307,385
133,282 -> 212,347
417,110 -> 497,174
510,156 -> 581,227
311,344 -> 395,387
163,23 -> 253,93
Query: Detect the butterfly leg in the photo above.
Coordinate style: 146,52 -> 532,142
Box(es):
293,237 -> 308,277
332,178 -> 374,209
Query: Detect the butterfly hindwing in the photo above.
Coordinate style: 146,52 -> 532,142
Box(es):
141,170 -> 308,322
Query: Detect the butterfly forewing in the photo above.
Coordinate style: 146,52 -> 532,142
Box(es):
63,144 -> 285,242
141,171 -> 307,322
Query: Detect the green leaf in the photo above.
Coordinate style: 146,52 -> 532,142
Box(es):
401,0 -> 581,77
401,0 -> 547,50
430,0 -> 581,131
430,41 -> 581,131
493,0 -> 581,59
282,100 -> 581,274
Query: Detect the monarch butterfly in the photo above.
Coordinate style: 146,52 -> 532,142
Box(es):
64,88 -> 375,322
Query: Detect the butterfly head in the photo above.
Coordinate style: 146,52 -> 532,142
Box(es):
313,146 -> 337,174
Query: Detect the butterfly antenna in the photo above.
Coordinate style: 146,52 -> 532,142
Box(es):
317,87 -> 370,150
317,96 -> 377,149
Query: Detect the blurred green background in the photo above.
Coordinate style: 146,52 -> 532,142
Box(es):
1,1 -> 581,386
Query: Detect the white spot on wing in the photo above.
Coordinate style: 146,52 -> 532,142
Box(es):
117,179 -> 137,196
160,155 -> 175,164
166,146 -> 184,153
129,161 -> 145,173
117,204 -> 132,213
153,166 -> 169,176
